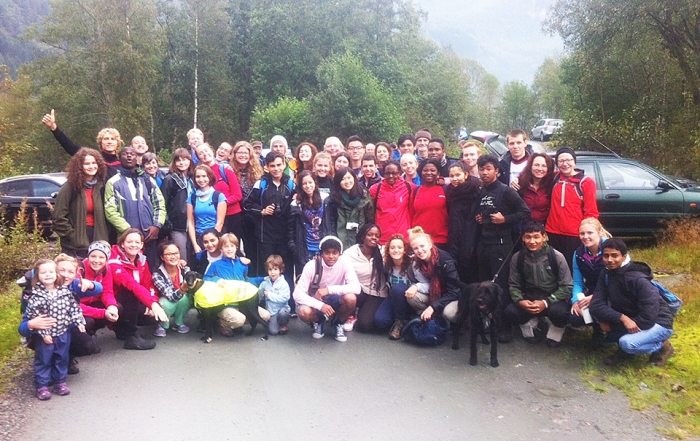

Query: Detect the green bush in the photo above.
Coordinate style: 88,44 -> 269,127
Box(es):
0,201 -> 52,282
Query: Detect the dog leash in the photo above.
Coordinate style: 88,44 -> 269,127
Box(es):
490,241 -> 520,284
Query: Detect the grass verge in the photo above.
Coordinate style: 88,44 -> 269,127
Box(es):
573,218 -> 700,439
0,283 -> 31,395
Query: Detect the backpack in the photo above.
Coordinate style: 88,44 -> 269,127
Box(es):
401,316 -> 449,346
515,246 -> 560,292
259,176 -> 295,204
217,164 -> 229,185
190,190 -> 222,211
552,172 -> 591,199
604,273 -> 682,316
308,256 -> 323,297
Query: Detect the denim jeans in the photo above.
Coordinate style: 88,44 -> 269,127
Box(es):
617,323 -> 673,355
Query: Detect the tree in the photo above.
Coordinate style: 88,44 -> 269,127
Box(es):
497,81 -> 536,133
249,97 -> 313,147
309,52 -> 408,142
532,57 -> 566,119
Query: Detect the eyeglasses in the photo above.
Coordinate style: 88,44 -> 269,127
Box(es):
557,158 -> 575,164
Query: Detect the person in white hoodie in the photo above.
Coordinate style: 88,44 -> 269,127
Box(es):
293,236 -> 360,342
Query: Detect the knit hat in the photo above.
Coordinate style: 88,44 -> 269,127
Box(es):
87,241 -> 111,258
269,135 -> 288,150
555,147 -> 576,164
415,129 -> 432,141
319,235 -> 343,254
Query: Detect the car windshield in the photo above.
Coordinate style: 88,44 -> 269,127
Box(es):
486,136 -> 508,156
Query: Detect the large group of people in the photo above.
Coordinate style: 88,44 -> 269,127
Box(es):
19,112 -> 676,401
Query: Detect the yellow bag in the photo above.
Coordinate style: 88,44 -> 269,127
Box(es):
193,280 -> 259,309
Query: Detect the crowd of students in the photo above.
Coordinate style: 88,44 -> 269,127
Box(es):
19,117 -> 676,401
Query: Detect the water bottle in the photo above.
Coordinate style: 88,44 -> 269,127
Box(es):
577,293 -> 593,324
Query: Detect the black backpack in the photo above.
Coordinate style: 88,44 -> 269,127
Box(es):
515,246 -> 560,292
190,190 -> 222,210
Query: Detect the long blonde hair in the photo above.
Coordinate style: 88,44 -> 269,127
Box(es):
579,217 -> 612,239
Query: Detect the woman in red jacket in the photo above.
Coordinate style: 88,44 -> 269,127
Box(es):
109,229 -> 168,350
546,147 -> 599,271
518,152 -> 555,224
368,160 -> 414,245
410,158 -> 448,250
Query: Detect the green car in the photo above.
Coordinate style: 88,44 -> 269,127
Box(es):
573,152 -> 700,236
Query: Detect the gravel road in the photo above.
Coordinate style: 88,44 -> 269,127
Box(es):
5,311 -> 684,441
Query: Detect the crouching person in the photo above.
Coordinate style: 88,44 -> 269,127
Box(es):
590,238 -> 675,366
259,255 -> 291,335
293,236 -> 360,342
504,221 -> 572,347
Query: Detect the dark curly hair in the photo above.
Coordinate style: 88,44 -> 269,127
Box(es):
65,148 -> 107,193
517,152 -> 554,196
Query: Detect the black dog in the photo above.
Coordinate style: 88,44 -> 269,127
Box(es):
450,281 -> 502,368
185,271 -> 269,343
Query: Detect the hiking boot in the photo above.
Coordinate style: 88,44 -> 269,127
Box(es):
389,320 -> 405,340
649,340 -> 674,367
36,387 -> 51,401
312,322 -> 324,339
67,358 -> 79,375
343,316 -> 357,332
498,326 -> 513,343
335,324 -> 347,342
53,382 -> 70,396
604,349 -> 633,366
124,335 -> 156,350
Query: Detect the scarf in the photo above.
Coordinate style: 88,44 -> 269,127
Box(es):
341,191 -> 362,208
85,178 -> 98,190
195,187 -> 215,198
416,246 -> 444,304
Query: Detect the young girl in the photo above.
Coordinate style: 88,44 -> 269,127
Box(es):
258,255 -> 291,335
188,164 -> 228,254
26,259 -> 86,400
384,234 -> 413,340
153,241 -> 193,337
444,161 -> 481,283
289,170 -> 326,269
313,152 -> 334,197
191,228 -> 223,276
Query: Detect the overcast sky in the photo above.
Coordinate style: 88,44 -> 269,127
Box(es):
413,0 -> 564,85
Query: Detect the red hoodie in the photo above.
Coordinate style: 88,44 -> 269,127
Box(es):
410,184 -> 449,244
546,170 -> 599,237
108,244 -> 158,307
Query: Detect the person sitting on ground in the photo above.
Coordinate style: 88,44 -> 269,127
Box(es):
152,242 -> 193,338
589,238 -> 675,367
504,221 -> 572,347
258,255 -> 291,335
293,236 -> 360,343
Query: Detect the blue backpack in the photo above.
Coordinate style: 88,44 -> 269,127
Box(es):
401,317 -> 449,346
605,274 -> 682,316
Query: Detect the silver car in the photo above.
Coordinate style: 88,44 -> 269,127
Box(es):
530,119 -> 564,141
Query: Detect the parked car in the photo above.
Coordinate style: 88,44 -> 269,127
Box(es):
560,152 -> 700,236
531,119 -> 564,141
469,131 -> 508,157
0,173 -> 67,236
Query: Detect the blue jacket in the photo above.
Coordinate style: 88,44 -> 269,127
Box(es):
204,257 -> 250,282
104,166 -> 166,234
258,276 -> 291,315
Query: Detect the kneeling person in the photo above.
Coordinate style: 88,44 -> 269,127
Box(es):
505,221 -> 572,347
293,236 -> 360,342
590,238 -> 675,366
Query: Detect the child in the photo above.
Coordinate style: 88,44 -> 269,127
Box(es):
203,233 -> 270,335
258,255 -> 291,335
25,259 -> 86,400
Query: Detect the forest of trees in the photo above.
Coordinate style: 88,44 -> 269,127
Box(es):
1,0 -> 699,179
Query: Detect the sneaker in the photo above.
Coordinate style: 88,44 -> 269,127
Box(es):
649,340 -> 674,367
154,325 -> 167,338
173,324 -> 190,334
36,387 -> 51,401
335,324 -> 347,342
389,319 -> 405,340
312,322 -> 324,339
343,315 -> 357,332
53,382 -> 70,396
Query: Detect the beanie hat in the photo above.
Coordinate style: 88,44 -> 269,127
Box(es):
555,147 -> 576,164
269,135 -> 289,150
319,235 -> 343,254
87,241 -> 111,258
415,130 -> 432,141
